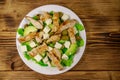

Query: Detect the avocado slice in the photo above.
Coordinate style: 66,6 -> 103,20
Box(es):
65,43 -> 78,56
24,26 -> 37,36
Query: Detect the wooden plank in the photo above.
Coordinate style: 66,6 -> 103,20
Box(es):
110,71 -> 120,80
0,47 -> 30,70
0,47 -> 120,71
0,71 -> 110,80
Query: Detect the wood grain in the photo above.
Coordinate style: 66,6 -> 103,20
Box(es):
111,71 -> 120,80
0,71 -> 110,80
0,0 -> 120,80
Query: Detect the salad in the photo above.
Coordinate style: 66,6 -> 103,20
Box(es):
17,11 -> 84,70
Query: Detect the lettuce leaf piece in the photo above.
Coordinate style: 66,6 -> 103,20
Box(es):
58,40 -> 66,44
43,21 -> 47,27
28,22 -> 33,26
76,39 -> 84,47
33,15 -> 39,20
61,54 -> 74,66
62,48 -> 68,53
22,42 -> 32,51
49,11 -> 54,16
75,23 -> 84,31
47,42 -> 55,48
17,28 -> 24,36
37,60 -> 48,66
26,45 -> 32,51
24,52 -> 31,60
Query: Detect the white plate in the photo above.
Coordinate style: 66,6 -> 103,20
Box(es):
16,4 -> 86,75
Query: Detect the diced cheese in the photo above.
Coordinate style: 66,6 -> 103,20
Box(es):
74,27 -> 78,34
55,42 -> 62,49
34,54 -> 42,62
43,56 -> 48,64
46,61 -> 51,67
43,26 -> 51,33
64,41 -> 70,48
29,40 -> 36,48
62,54 -> 68,60
20,45 -> 27,52
45,18 -> 52,25
48,46 -> 53,51
61,14 -> 69,21
43,33 -> 49,39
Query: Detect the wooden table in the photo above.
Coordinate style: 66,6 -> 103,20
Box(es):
0,0 -> 120,80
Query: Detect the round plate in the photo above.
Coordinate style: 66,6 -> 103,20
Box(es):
16,4 -> 86,75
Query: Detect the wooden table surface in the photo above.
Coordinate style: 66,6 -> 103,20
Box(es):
0,0 -> 120,80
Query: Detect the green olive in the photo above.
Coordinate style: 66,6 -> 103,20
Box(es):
58,12 -> 63,17
61,36 -> 69,40
62,30 -> 68,35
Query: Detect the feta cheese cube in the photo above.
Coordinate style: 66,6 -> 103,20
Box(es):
43,56 -> 48,64
29,40 -> 36,48
34,54 -> 42,62
48,46 -> 53,51
20,45 -> 27,52
62,54 -> 68,60
45,18 -> 52,25
43,33 -> 49,39
55,42 -> 62,49
64,41 -> 70,48
43,26 -> 51,33
61,14 -> 69,21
